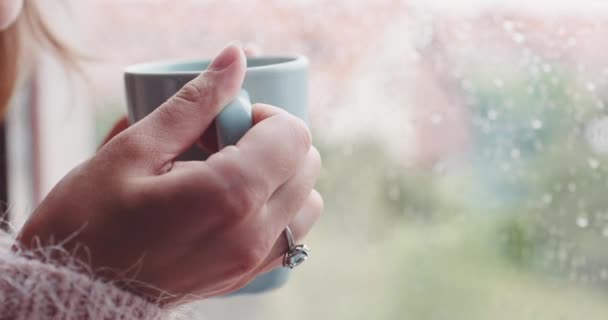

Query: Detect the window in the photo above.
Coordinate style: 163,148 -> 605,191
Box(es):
25,1 -> 608,318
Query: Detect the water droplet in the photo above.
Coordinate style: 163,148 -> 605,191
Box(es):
568,182 -> 577,192
487,110 -> 498,121
577,216 -> 589,228
503,20 -> 514,32
601,269 -> 608,280
513,33 -> 525,43
433,162 -> 447,174
543,64 -> 552,73
510,148 -> 521,160
585,116 -> 608,153
430,113 -> 443,125
588,158 -> 600,169
587,82 -> 596,92
461,79 -> 474,91
526,86 -> 535,94
532,119 -> 543,130
542,193 -> 553,204
602,227 -> 608,237
494,78 -> 504,88
567,37 -> 577,47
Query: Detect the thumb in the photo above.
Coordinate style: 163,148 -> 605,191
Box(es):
130,43 -> 246,168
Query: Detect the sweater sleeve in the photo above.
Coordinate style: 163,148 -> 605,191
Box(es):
0,231 -> 166,320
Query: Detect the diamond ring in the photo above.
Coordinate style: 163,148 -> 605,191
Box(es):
282,226 -> 310,269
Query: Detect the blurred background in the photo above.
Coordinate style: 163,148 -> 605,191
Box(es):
10,0 -> 608,319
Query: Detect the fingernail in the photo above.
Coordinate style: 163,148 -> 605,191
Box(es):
209,41 -> 242,71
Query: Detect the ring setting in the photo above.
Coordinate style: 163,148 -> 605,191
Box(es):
282,226 -> 310,269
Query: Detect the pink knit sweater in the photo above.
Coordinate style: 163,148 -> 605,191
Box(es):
0,231 -> 166,319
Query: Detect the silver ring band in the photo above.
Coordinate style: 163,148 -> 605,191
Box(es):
282,226 -> 310,269
284,225 -> 295,248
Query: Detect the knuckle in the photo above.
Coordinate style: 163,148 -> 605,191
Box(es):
231,246 -> 266,274
281,114 -> 312,151
155,102 -> 185,128
174,82 -> 203,104
212,147 -> 264,219
107,131 -> 146,159
309,146 -> 322,177
173,77 -> 216,107
225,186 -> 259,220
310,190 -> 325,218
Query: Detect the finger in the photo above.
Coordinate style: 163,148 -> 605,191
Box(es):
196,44 -> 263,154
212,190 -> 323,297
258,190 -> 323,274
205,104 -> 312,202
264,147 -> 321,236
198,103 -> 286,155
252,103 -> 289,123
99,116 -> 129,149
197,45 -> 262,154
127,42 -> 246,170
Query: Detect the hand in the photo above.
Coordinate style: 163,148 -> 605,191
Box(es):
17,44 -> 323,304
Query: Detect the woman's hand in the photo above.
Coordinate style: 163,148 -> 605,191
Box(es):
17,44 -> 323,304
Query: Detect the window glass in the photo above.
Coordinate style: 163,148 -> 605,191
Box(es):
37,1 -> 608,318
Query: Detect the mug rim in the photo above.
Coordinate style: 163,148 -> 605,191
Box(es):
125,55 -> 308,76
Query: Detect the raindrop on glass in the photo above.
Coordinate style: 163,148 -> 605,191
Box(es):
487,110 -> 498,121
576,216 -> 589,228
588,158 -> 600,169
532,119 -> 543,130
510,148 -> 521,160
513,33 -> 525,43
527,86 -> 535,94
494,78 -> 504,88
430,113 -> 443,125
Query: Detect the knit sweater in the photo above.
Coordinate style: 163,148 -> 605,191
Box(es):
0,230 -> 166,319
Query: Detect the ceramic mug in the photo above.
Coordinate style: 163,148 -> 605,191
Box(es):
124,56 -> 309,293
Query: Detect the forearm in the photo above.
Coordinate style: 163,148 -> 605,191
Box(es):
0,231 -> 165,320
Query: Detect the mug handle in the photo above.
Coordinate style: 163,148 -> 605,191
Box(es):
215,89 -> 291,294
215,90 -> 253,148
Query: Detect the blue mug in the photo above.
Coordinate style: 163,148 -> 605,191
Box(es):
124,56 -> 309,293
